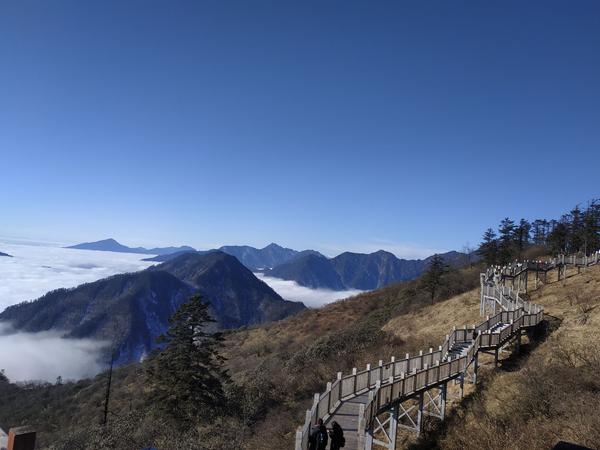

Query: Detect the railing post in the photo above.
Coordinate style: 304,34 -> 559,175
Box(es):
295,430 -> 303,450
417,391 -> 424,436
337,372 -> 342,401
313,393 -> 320,420
352,367 -> 357,394
366,363 -> 371,387
440,382 -> 447,420
390,356 -> 396,378
357,403 -> 367,450
389,402 -> 399,448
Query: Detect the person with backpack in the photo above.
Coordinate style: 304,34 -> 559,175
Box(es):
329,421 -> 345,449
316,418 -> 329,450
309,418 -> 328,450
308,420 -> 318,450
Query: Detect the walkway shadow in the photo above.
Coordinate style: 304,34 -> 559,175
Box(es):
406,316 -> 561,450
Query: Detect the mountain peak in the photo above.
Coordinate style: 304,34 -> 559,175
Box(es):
66,239 -> 196,256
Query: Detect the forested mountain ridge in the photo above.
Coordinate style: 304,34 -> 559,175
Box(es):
150,251 -> 305,328
0,252 -> 305,364
268,253 -> 346,290
265,249 -> 479,291
0,270 -> 194,363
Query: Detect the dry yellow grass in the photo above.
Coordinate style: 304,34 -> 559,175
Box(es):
428,263 -> 600,450
382,288 -> 481,350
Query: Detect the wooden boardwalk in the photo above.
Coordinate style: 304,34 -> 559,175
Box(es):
327,394 -> 368,449
295,251 -> 600,450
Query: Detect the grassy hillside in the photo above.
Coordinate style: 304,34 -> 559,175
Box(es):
0,264 -> 481,449
412,263 -> 600,450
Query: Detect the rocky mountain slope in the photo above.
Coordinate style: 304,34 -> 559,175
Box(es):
0,252 -> 304,364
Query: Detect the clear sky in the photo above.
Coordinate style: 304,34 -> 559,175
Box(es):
1,1 -> 599,258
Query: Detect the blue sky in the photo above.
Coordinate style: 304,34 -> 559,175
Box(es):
1,1 -> 599,258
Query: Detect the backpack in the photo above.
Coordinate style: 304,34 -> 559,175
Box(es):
340,436 -> 345,447
317,429 -> 328,447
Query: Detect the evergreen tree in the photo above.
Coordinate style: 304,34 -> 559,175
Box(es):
548,221 -> 568,254
0,369 -> 8,384
421,254 -> 448,304
147,294 -> 228,423
532,219 -> 547,245
568,206 -> 584,252
581,200 -> 600,253
513,219 -> 531,258
479,228 -> 498,266
497,217 -> 515,264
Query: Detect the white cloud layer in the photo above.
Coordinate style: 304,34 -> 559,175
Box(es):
0,239 -> 154,312
0,322 -> 108,382
0,240 -> 152,382
255,273 -> 363,308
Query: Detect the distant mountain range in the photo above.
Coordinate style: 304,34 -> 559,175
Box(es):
66,238 -> 195,256
0,251 -> 304,364
67,238 -> 322,269
65,238 -> 478,291
0,251 -> 11,257
265,250 -> 478,291
143,243 -> 323,268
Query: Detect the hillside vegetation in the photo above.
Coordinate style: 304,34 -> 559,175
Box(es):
411,263 -> 600,450
0,264 -> 481,449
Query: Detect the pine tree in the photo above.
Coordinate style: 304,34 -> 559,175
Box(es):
588,200 -> 600,251
513,219 -> 531,258
147,294 -> 228,423
421,254 -> 448,304
548,221 -> 568,254
479,228 -> 498,266
498,217 -> 515,264
532,219 -> 547,245
568,206 -> 584,252
581,200 -> 600,253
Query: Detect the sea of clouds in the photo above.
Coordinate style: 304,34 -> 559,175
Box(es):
0,238 -> 155,311
254,272 -> 363,308
0,238 -> 154,382
0,322 -> 108,382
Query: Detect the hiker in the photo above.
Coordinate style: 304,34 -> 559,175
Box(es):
309,418 -> 328,450
329,421 -> 345,450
